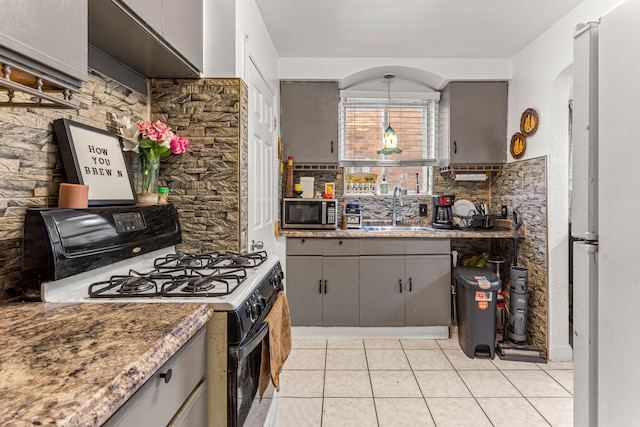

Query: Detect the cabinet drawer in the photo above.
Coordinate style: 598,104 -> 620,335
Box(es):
360,238 -> 404,255
405,239 -> 451,255
323,239 -> 359,256
104,327 -> 206,427
286,238 -> 323,255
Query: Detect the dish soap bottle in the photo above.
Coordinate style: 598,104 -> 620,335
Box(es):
380,175 -> 389,195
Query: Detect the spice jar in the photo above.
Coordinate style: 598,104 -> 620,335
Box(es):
157,187 -> 169,204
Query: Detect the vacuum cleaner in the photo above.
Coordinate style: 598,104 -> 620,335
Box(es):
496,209 -> 547,363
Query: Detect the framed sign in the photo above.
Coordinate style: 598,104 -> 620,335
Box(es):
53,119 -> 136,205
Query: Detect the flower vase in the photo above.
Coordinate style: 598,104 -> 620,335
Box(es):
135,152 -> 159,205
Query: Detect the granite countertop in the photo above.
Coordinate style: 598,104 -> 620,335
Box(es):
0,302 -> 213,427
279,219 -> 525,239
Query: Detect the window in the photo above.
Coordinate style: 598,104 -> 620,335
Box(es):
339,92 -> 439,194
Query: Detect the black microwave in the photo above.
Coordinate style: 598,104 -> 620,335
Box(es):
282,198 -> 337,229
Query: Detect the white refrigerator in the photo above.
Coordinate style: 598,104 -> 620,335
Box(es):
572,1 -> 640,425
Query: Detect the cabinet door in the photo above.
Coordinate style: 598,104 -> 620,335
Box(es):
281,82 -> 339,163
164,0 -> 204,71
286,256 -> 323,326
322,256 -> 359,326
405,255 -> 451,326
122,0 -> 163,30
448,82 -> 507,165
0,0 -> 88,82
359,256 -> 405,326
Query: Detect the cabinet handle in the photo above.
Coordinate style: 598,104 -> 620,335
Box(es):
319,280 -> 323,294
409,277 -> 413,292
399,279 -> 403,293
160,368 -> 172,384
453,140 -> 457,154
324,280 -> 327,294
331,140 -> 334,153
338,240 -> 343,245
301,239 -> 305,244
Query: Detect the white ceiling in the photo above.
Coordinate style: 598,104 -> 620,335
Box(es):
255,0 -> 584,59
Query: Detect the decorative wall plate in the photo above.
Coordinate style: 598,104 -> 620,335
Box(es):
520,108 -> 539,136
510,132 -> 527,159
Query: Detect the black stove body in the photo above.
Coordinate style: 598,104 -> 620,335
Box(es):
22,205 -> 182,300
21,205 -> 284,427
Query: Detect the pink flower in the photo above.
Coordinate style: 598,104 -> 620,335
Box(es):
137,121 -> 153,136
170,136 -> 189,154
137,120 -> 172,141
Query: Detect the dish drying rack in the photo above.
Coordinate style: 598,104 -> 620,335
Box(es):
454,213 -> 507,229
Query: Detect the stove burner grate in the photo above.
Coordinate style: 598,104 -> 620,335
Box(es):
160,268 -> 248,297
153,252 -> 222,270
208,250 -> 268,269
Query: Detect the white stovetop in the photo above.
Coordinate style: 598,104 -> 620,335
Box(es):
42,248 -> 280,311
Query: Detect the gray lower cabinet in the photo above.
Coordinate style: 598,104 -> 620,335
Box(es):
360,238 -> 451,327
359,254 -> 450,326
360,256 -> 405,326
405,255 -> 451,326
104,327 -> 206,426
286,237 -> 451,327
286,257 -> 359,326
286,238 -> 359,326
286,255 -> 323,325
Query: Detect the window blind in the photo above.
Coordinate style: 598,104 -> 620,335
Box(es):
339,96 -> 439,167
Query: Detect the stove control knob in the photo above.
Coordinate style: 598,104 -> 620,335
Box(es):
251,302 -> 262,318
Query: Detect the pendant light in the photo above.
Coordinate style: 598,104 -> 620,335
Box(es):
377,72 -> 402,155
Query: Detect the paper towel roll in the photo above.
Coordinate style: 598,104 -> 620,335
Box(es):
58,183 -> 89,208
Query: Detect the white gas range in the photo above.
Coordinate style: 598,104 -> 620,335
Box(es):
22,205 -> 284,427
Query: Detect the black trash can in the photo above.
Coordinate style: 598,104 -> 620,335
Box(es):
454,266 -> 501,359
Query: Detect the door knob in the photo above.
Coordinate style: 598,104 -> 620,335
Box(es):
251,240 -> 264,251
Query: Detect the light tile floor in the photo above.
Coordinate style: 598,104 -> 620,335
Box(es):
274,335 -> 573,426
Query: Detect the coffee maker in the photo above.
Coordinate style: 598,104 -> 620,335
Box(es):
432,194 -> 455,229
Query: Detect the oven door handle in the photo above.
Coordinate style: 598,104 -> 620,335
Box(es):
237,322 -> 269,361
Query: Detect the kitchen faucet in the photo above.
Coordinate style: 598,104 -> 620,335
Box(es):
392,186 -> 404,226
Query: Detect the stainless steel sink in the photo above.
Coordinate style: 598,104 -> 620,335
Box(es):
361,225 -> 437,232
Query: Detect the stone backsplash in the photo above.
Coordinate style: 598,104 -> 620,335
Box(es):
0,70 -> 148,301
150,78 -> 248,254
0,74 -> 249,301
490,156 -> 548,352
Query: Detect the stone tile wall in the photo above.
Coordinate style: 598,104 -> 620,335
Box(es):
435,170 -> 492,259
490,156 -> 548,351
0,71 -> 148,301
150,78 -> 248,254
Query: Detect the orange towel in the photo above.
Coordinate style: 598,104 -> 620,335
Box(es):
259,291 -> 292,400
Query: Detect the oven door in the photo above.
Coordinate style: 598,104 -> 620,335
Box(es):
227,322 -> 270,427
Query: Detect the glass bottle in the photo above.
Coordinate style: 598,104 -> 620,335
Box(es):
380,175 -> 389,195
399,174 -> 408,195
157,186 -> 169,204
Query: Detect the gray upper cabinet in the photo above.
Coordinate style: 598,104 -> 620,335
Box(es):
123,0 -> 163,30
0,0 -> 88,85
89,0 -> 203,79
439,81 -> 508,166
163,0 -> 203,72
280,81 -> 339,164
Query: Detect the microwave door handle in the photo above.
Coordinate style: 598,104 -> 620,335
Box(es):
236,322 -> 269,360
322,202 -> 326,225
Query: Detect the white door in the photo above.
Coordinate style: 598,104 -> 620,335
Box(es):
248,59 -> 277,255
